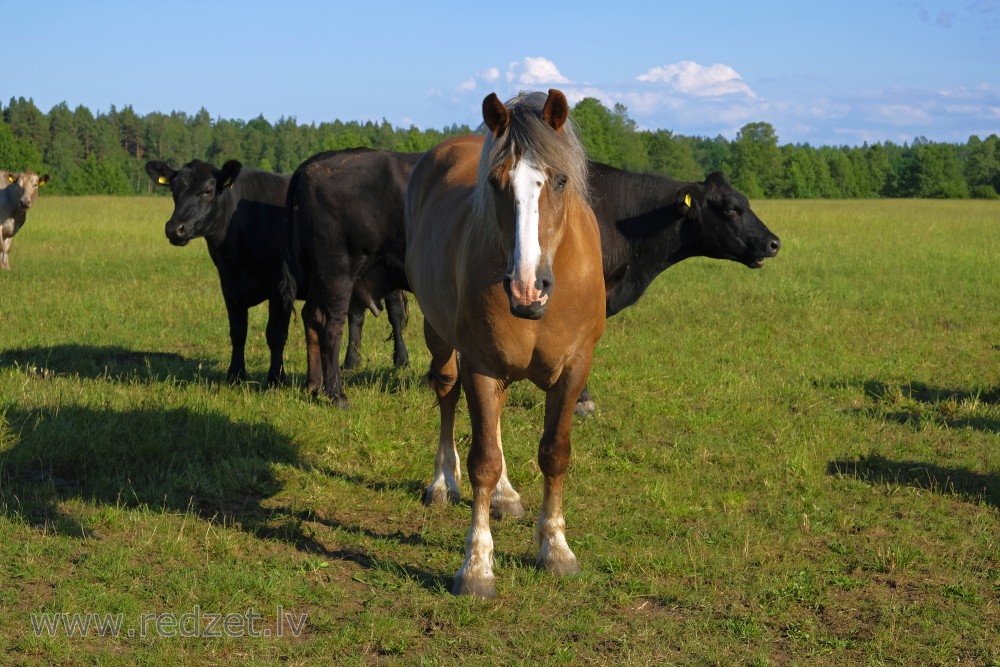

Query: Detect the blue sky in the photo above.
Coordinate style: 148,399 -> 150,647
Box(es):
8,1 -> 999,146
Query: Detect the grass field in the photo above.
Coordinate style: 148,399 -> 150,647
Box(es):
2,196 -> 1000,666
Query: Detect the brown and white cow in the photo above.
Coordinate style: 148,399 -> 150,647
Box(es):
0,169 -> 50,270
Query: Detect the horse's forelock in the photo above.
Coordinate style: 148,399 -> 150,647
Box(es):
473,91 -> 589,225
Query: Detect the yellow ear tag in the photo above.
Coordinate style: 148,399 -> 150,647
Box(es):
684,193 -> 692,208
7,175 -> 14,184
157,176 -> 170,185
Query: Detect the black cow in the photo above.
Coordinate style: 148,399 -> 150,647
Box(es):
292,156 -> 779,409
575,165 -> 781,413
145,159 -> 304,386
282,148 -> 422,408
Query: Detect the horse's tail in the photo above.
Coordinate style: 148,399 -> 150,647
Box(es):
280,170 -> 303,319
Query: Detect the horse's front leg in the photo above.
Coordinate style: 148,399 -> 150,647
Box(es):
536,358 -> 592,575
453,367 -> 510,599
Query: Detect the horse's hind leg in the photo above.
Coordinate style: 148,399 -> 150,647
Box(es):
422,320 -> 462,506
535,356 -> 592,576
574,382 -> 597,417
490,444 -> 524,520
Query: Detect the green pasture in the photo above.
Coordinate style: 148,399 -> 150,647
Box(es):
1,196 -> 999,666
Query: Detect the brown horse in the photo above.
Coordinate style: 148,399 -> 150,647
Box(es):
405,89 -> 605,598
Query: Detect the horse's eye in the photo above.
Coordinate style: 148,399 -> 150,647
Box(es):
488,174 -> 500,189
553,174 -> 567,191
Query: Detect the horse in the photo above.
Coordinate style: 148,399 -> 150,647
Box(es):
404,89 -> 605,598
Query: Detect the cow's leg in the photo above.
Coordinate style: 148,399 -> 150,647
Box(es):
535,354 -> 592,576
224,299 -> 248,384
303,298 -> 323,394
264,296 -> 291,387
574,383 -> 596,416
317,277 -> 355,408
343,305 -> 365,370
0,235 -> 11,270
385,290 -> 410,368
453,365 -> 509,599
422,320 -> 462,506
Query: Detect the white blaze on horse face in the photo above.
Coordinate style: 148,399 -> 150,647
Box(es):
508,150 -> 547,307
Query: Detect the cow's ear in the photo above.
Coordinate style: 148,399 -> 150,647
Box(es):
706,171 -> 731,187
218,160 -> 243,190
679,184 -> 704,218
145,161 -> 176,187
39,174 -> 50,186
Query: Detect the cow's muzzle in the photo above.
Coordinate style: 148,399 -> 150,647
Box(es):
165,221 -> 192,246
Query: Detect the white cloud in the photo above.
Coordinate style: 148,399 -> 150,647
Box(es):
875,104 -> 933,124
506,57 -> 571,86
636,61 -> 755,98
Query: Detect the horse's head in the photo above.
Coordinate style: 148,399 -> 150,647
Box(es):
479,89 -> 588,320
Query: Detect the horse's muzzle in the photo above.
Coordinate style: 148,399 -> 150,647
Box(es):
503,275 -> 549,320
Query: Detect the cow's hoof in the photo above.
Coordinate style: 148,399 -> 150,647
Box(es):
452,573 -> 496,599
329,394 -> 350,409
393,354 -> 410,368
574,399 -> 596,417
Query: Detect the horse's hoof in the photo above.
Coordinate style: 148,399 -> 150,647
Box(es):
490,497 -> 525,520
330,395 -> 350,409
423,485 -> 460,507
574,400 -> 596,417
394,354 -> 410,368
452,573 -> 496,599
342,357 -> 360,371
537,553 -> 581,577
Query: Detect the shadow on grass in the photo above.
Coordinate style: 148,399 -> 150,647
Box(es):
825,377 -> 1000,434
827,455 -> 1000,509
0,403 -> 448,593
0,344 -> 224,384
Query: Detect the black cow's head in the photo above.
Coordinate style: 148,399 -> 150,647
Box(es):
678,172 -> 780,268
145,159 -> 242,246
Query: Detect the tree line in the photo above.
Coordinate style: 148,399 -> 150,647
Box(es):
2,96 -> 998,199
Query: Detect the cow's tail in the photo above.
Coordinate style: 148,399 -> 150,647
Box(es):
280,170 -> 303,321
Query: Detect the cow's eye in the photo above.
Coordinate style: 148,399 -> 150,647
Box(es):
200,188 -> 214,198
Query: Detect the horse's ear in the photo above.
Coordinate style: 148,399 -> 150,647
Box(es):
542,89 -> 569,132
218,160 -> 243,190
482,92 -> 509,137
145,161 -> 176,187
